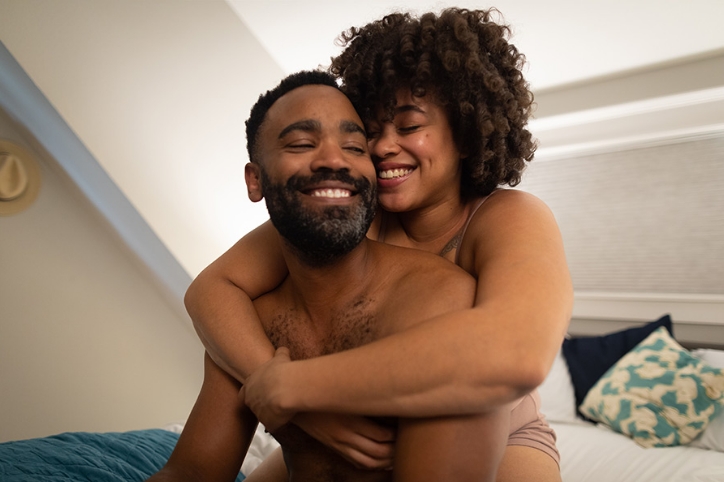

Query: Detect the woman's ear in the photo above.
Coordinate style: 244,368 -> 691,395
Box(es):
244,162 -> 264,202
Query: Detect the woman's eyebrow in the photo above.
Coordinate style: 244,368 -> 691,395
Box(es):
394,104 -> 425,115
278,119 -> 321,139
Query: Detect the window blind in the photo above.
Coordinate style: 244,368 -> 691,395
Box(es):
519,136 -> 724,295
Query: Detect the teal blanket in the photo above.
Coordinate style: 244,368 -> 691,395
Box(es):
0,429 -> 245,481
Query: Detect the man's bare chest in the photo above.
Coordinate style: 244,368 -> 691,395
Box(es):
262,298 -> 379,360
257,296 -> 392,480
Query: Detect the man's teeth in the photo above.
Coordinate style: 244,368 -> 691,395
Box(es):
378,168 -> 413,179
311,189 -> 351,198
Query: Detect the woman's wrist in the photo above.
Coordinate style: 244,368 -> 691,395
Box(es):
276,359 -> 307,413
279,356 -> 353,414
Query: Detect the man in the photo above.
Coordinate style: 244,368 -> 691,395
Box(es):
149,71 -> 508,482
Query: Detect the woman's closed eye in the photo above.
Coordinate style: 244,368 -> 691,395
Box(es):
397,125 -> 420,134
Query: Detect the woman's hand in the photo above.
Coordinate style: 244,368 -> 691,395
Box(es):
293,413 -> 395,470
241,347 -> 296,431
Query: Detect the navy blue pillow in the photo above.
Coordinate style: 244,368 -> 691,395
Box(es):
561,314 -> 673,418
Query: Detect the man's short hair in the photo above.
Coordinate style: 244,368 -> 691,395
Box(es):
245,70 -> 340,164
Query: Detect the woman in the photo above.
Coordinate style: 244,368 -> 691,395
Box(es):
187,8 -> 572,480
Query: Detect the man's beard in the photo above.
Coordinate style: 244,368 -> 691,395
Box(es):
261,168 -> 377,267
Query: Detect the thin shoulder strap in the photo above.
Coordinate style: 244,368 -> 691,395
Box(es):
455,189 -> 500,265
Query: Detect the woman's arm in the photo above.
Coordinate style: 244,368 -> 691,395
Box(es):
189,209 -> 384,382
185,221 -> 285,382
186,219 -> 396,469
242,191 -> 573,428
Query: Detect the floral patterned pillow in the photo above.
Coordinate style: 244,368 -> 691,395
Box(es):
580,327 -> 724,447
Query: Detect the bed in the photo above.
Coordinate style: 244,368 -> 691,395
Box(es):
0,429 -> 201,482
240,313 -> 724,481
2,315 -> 723,481
538,314 -> 724,481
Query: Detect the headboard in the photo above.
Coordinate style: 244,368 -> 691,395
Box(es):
568,292 -> 724,350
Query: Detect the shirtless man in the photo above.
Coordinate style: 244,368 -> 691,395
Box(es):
148,71 -> 509,482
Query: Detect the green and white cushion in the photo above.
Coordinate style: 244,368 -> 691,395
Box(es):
580,327 -> 724,448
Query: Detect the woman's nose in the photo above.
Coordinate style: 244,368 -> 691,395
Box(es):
370,128 -> 400,159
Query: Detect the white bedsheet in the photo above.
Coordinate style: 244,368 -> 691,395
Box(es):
552,421 -> 724,482
241,424 -> 281,476
241,421 -> 724,480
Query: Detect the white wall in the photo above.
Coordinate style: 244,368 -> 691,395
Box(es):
0,0 -> 285,444
0,0 -> 283,278
524,52 -> 724,346
0,109 -> 204,442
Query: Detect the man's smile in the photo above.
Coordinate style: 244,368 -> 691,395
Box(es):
309,188 -> 352,198
298,176 -> 365,201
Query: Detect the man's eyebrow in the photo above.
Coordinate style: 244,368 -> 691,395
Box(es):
278,119 -> 321,139
340,120 -> 366,136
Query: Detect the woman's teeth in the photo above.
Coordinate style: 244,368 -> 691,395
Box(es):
311,189 -> 351,198
378,168 -> 413,179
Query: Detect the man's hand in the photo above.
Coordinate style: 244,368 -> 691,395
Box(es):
240,347 -> 296,431
293,412 -> 395,470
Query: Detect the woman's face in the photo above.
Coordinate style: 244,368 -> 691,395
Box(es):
366,89 -> 463,213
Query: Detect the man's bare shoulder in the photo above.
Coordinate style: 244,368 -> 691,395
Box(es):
368,241 -> 476,334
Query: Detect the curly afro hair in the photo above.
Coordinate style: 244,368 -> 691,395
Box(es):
330,8 -> 536,198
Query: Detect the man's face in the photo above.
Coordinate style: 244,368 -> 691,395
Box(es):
255,85 -> 377,266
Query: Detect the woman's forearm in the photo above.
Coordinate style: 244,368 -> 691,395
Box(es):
274,304 -> 566,418
242,192 -> 572,422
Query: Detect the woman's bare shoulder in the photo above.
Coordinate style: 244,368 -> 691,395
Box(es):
457,189 -> 561,272
479,188 -> 550,214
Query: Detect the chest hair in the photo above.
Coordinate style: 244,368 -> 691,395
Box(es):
264,297 -> 378,360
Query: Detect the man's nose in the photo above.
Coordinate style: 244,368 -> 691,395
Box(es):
309,141 -> 351,171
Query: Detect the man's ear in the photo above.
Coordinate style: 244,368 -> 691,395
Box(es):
244,162 -> 264,202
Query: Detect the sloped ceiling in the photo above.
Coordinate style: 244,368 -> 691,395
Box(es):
230,0 -> 724,91
1,0 -> 723,280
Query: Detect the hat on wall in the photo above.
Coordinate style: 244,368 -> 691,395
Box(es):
0,140 -> 42,216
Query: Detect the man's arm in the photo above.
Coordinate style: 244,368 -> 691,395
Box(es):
147,353 -> 257,482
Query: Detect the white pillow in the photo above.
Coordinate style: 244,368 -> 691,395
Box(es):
578,328 -> 724,448
690,348 -> 724,452
163,421 -> 280,476
241,424 -> 281,476
538,349 -> 579,423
